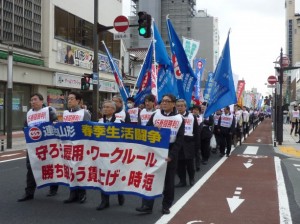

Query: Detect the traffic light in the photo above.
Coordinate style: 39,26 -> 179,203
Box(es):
81,74 -> 92,91
138,11 -> 152,38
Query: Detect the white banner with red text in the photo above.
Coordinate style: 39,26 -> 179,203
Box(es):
24,121 -> 171,199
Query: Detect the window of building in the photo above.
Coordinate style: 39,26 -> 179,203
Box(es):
54,6 -> 120,58
0,0 -> 41,52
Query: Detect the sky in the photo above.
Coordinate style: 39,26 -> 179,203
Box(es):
123,0 -> 291,97
195,0 -> 287,97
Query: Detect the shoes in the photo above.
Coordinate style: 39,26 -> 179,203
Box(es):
63,196 -> 78,203
196,167 -> 200,172
96,201 -> 110,210
17,194 -> 34,202
47,191 -> 57,197
136,205 -> 152,214
296,140 -> 300,143
162,207 -> 170,214
189,179 -> 195,186
220,153 -> 225,157
226,154 -> 230,157
202,160 -> 207,165
79,193 -> 87,204
175,182 -> 186,188
118,194 -> 125,206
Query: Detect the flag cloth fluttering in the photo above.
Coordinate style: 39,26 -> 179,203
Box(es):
167,17 -> 196,108
102,41 -> 129,102
204,32 -> 237,117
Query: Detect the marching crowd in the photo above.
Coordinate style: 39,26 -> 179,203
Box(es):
17,92 -> 265,215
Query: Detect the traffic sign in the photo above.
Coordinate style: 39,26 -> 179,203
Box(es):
113,16 -> 129,32
114,33 -> 129,40
267,85 -> 275,88
267,75 -> 277,85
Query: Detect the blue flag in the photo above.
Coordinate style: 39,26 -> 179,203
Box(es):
204,33 -> 237,118
203,71 -> 215,102
194,58 -> 206,100
102,41 -> 129,102
153,23 -> 178,102
134,41 -> 154,106
166,18 -> 196,107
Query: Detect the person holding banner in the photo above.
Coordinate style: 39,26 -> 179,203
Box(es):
63,91 -> 91,204
96,100 -> 125,210
136,94 -> 185,215
112,95 -> 131,123
18,93 -> 59,202
175,99 -> 199,187
138,94 -> 157,126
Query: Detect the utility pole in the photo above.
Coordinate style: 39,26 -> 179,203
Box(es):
6,47 -> 13,149
92,0 -> 99,121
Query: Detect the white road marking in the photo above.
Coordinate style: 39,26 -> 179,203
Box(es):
244,159 -> 253,169
0,157 -> 25,163
0,153 -> 21,157
243,146 -> 259,155
154,149 -> 233,224
274,157 -> 292,224
226,187 -> 245,213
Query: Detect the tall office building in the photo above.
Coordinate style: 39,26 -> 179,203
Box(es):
285,0 -> 300,65
285,0 -> 300,104
126,0 -> 196,48
0,0 -> 122,131
125,0 -> 218,79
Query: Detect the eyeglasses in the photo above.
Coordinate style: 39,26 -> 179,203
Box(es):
161,99 -> 173,103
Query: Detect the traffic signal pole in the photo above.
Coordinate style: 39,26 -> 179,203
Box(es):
92,0 -> 99,122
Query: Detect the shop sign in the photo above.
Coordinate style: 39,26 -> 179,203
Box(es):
56,41 -> 120,73
99,80 -> 118,93
55,73 -> 82,89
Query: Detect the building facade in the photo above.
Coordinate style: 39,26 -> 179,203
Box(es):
0,0 -> 122,132
124,0 -> 218,83
285,0 -> 300,104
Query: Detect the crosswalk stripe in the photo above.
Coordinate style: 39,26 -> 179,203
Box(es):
243,146 -> 259,155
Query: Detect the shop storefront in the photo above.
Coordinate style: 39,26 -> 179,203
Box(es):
0,82 -> 31,132
52,72 -> 119,120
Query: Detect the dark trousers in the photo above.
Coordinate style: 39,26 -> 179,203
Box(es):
68,189 -> 86,199
101,192 -> 123,203
291,122 -> 298,135
220,132 -> 233,155
177,159 -> 195,184
25,152 -> 58,195
243,122 -> 249,138
195,147 -> 201,169
142,161 -> 176,210
200,138 -> 211,161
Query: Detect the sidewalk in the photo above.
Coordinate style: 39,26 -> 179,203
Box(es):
0,131 -> 26,152
276,123 -> 300,157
